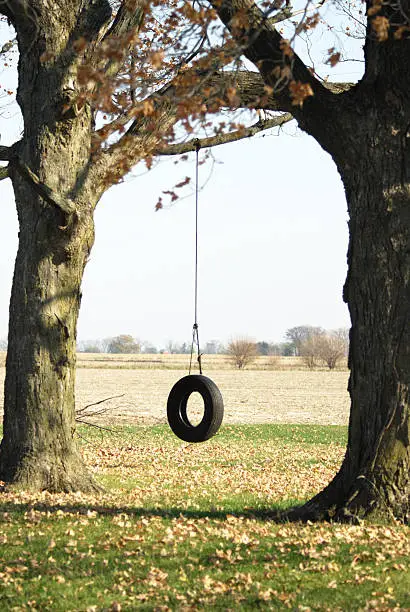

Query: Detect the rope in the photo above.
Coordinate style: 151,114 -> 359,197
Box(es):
189,140 -> 203,375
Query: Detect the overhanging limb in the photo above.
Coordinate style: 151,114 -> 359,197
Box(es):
0,146 -> 13,161
156,114 -> 293,155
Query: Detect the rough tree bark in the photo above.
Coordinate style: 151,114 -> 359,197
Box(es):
311,99 -> 409,522
214,0 -> 409,521
0,2 -> 109,491
291,103 -> 410,522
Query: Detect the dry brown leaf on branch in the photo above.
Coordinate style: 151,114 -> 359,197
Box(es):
367,0 -> 383,16
175,176 -> 191,188
394,25 -> 410,39
279,39 -> 294,58
289,81 -> 314,107
326,49 -> 341,67
372,16 -> 390,41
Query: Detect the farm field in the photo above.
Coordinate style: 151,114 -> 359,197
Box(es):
0,354 -> 350,426
75,353 -> 347,372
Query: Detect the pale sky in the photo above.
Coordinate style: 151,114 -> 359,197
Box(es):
0,13 -> 364,350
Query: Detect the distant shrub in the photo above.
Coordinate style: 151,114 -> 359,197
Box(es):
227,337 -> 258,369
107,335 -> 141,354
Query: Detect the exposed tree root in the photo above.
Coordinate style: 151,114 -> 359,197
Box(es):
0,451 -> 103,494
280,473 -> 409,525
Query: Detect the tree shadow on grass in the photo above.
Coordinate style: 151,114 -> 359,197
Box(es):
0,497 -> 288,522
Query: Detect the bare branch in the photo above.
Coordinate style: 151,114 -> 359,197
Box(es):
0,166 -> 9,181
76,393 -> 125,416
75,393 -> 125,432
13,162 -> 77,217
96,67 -> 351,144
156,113 -> 293,155
268,0 -> 329,26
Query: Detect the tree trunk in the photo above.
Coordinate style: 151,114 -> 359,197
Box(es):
0,8 -> 102,491
0,194 -> 98,491
289,100 -> 410,522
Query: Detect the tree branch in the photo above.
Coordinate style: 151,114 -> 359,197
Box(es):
103,0 -> 145,40
13,162 -> 77,217
98,0 -> 146,78
268,7 -> 293,24
86,100 -> 177,194
0,166 -> 9,181
0,1 -> 40,33
76,393 -> 125,417
74,0 -> 112,46
214,71 -> 354,111
269,1 -> 329,26
211,0 -> 334,118
0,1 -> 17,18
0,145 -> 13,161
156,113 -> 293,155
88,66 -> 352,192
85,0 -> 353,193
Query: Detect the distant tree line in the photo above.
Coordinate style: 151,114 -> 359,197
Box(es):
72,324 -> 349,370
0,325 -> 349,369
76,337 -> 227,355
77,335 -> 142,354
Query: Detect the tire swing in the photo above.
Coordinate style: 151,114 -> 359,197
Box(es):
167,141 -> 224,443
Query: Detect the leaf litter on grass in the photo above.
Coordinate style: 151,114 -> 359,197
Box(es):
0,425 -> 408,611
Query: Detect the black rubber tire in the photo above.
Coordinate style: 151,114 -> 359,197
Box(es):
167,374 -> 224,443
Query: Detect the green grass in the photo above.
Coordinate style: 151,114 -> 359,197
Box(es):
220,423 -> 348,445
0,424 -> 409,611
80,423 -> 348,446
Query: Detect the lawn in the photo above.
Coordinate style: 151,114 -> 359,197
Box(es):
0,425 -> 408,611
